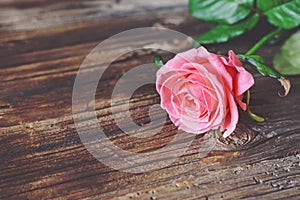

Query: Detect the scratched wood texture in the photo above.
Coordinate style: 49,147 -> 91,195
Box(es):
1,1 -> 300,199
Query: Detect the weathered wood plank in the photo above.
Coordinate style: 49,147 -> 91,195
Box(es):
1,0 -> 300,199
0,0 -> 187,31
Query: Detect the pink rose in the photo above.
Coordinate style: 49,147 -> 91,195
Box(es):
156,47 -> 254,138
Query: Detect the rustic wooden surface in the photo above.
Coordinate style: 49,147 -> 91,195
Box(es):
1,1 -> 300,199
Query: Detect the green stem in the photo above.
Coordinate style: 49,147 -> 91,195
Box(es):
245,28 -> 282,56
246,90 -> 265,122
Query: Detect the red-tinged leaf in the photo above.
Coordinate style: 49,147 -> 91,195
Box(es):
278,78 -> 291,97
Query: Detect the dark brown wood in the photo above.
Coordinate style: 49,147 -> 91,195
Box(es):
1,1 -> 300,199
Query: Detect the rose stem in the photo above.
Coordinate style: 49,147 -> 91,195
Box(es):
245,28 -> 282,56
246,90 -> 265,122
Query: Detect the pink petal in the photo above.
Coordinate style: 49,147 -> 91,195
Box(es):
228,50 -> 255,96
221,93 -> 239,138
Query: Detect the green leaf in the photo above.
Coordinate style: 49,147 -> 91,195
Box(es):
154,56 -> 164,68
274,30 -> 300,75
238,54 -> 283,77
238,54 -> 291,96
197,14 -> 259,44
264,0 -> 300,29
189,0 -> 253,24
257,0 -> 291,11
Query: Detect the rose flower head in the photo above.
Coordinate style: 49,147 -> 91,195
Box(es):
156,47 -> 254,138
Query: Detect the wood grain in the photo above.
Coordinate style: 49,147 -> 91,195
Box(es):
1,1 -> 300,199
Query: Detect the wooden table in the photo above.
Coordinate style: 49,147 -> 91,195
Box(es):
1,1 -> 300,199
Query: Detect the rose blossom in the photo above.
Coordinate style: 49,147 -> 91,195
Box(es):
156,47 -> 254,138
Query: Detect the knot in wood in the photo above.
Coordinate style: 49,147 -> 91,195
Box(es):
218,123 -> 254,147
